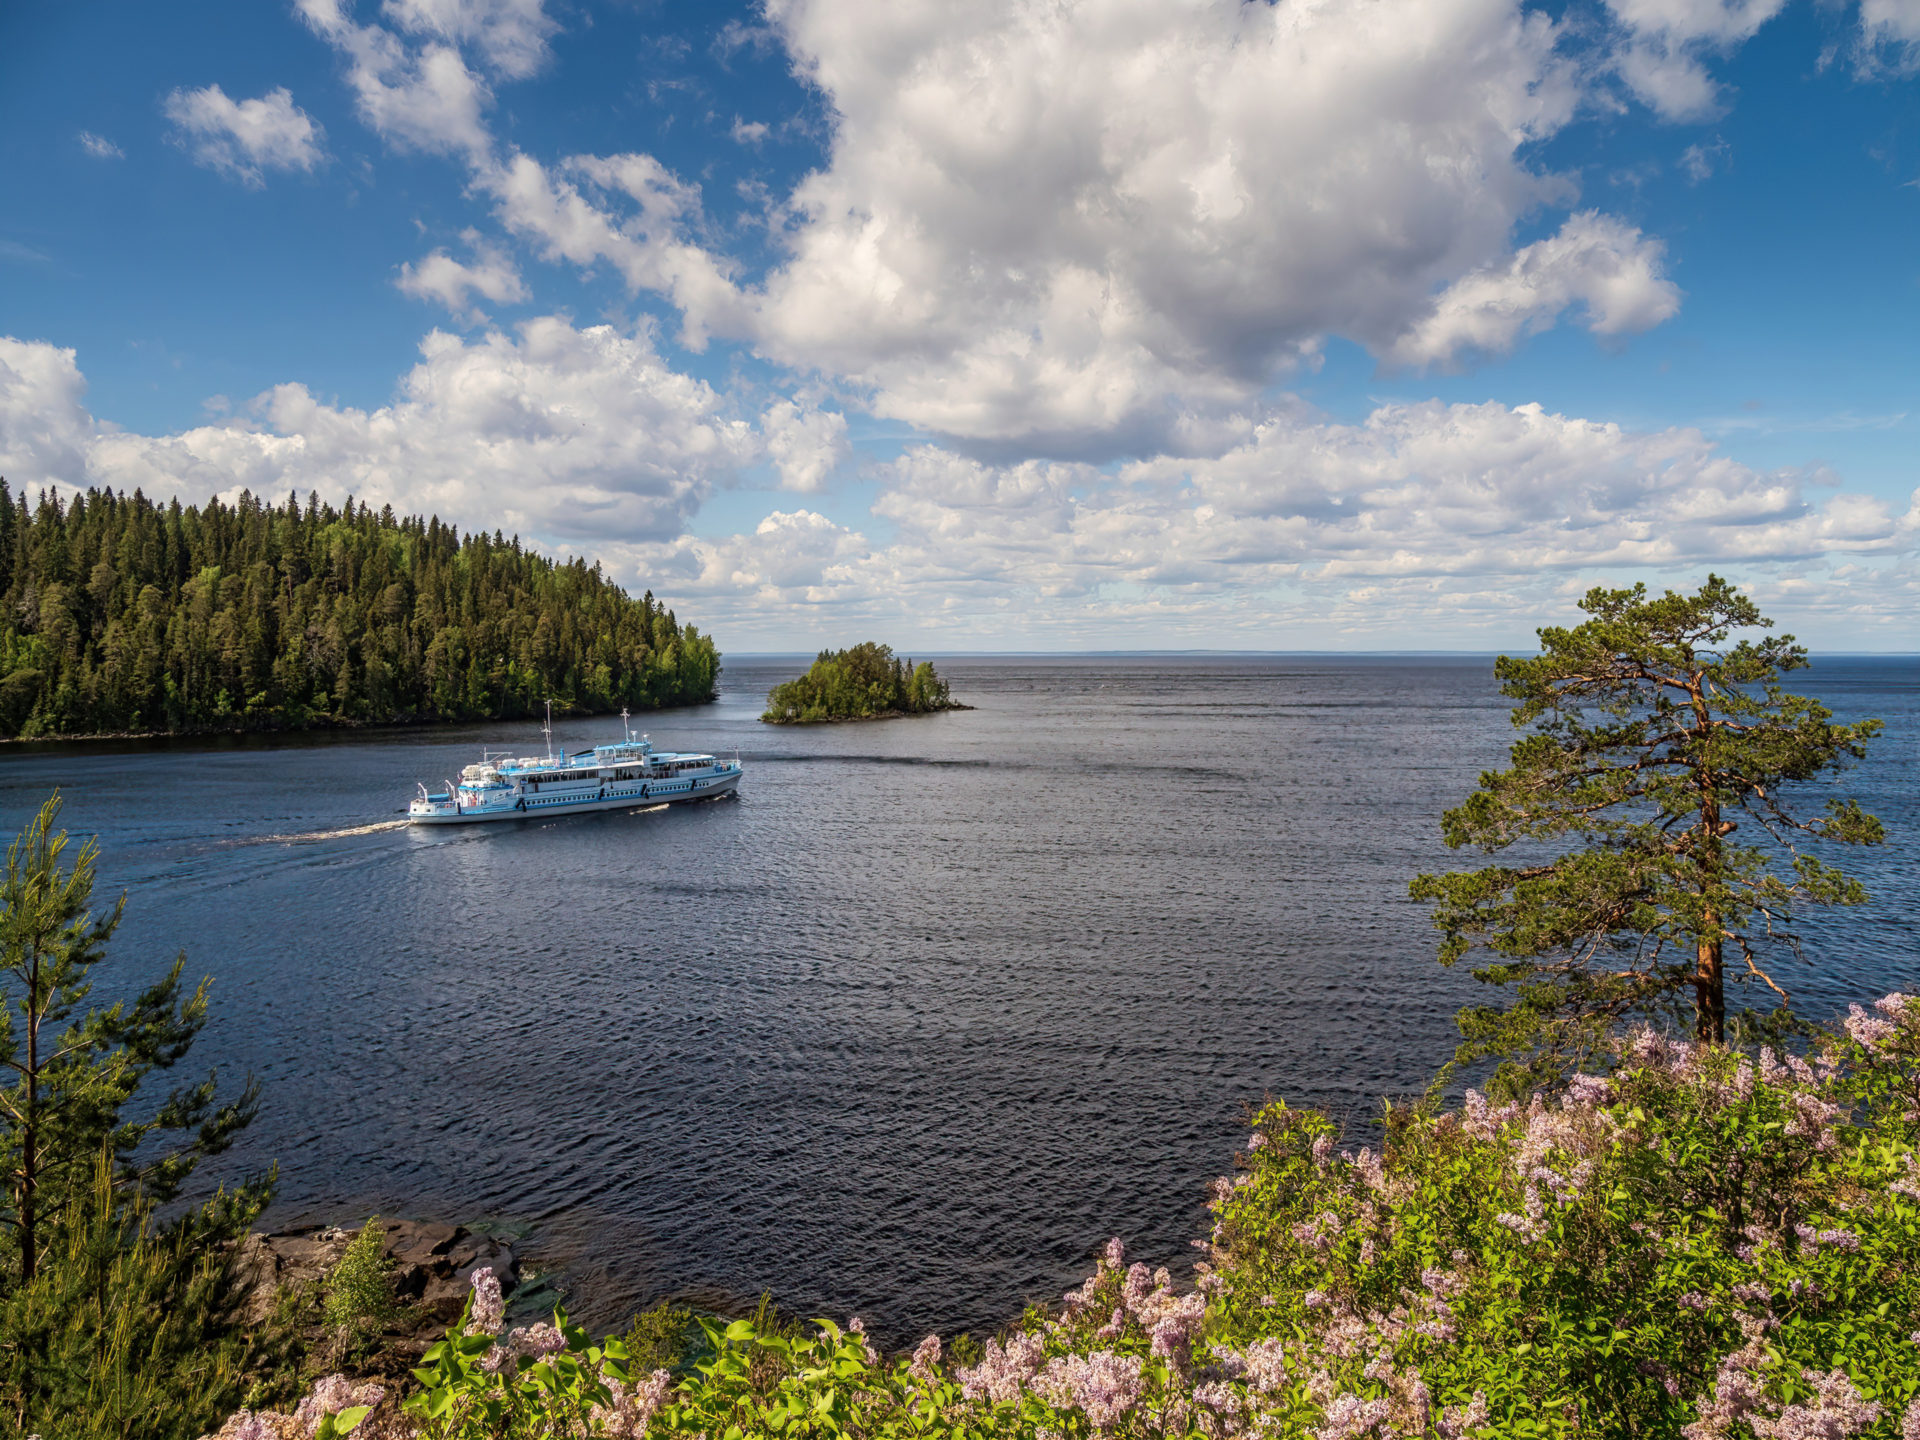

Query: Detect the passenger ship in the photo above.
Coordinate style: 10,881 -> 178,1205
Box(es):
407,707 -> 742,825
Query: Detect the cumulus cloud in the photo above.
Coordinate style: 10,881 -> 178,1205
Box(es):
286,0 -> 1725,455
162,85 -> 326,186
761,400 -> 850,492
396,230 -> 529,323
1602,0 -> 1788,119
77,131 -> 123,160
737,0 -> 1591,447
7,332 -> 1915,643
297,0 -> 494,162
0,323 -> 754,547
0,339 -> 95,487
644,398 -> 1918,643
1385,213 -> 1681,370
480,151 -> 745,348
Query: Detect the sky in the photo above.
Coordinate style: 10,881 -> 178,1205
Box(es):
0,0 -> 1916,651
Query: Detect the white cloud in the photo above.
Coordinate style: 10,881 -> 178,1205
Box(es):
0,339 -> 94,487
380,0 -> 558,79
731,117 -> 770,146
162,85 -> 327,186
1679,140 -> 1725,183
1384,213 -> 1681,370
77,131 -> 123,160
396,230 -> 529,323
642,397 -> 1919,645
480,151 -> 745,348
0,323 -> 755,547
7,332 -> 1915,645
1858,0 -> 1920,68
761,400 -> 850,492
297,0 -> 494,162
740,0 -> 1598,450
287,0 -> 1721,457
1602,0 -> 1788,119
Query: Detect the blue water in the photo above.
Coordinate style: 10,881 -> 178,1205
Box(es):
0,654 -> 1912,1344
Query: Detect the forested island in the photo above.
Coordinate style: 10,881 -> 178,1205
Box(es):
0,482 -> 719,738
760,641 -> 967,723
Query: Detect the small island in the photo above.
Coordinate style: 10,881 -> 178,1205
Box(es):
761,642 -> 969,724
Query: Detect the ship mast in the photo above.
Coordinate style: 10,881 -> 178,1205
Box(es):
543,699 -> 553,760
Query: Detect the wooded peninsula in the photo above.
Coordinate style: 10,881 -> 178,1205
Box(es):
761,642 -> 967,723
0,483 -> 720,738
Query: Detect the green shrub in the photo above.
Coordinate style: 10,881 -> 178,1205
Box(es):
325,1219 -> 398,1361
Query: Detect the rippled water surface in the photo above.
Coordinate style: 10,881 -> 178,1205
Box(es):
2,655 -> 1913,1343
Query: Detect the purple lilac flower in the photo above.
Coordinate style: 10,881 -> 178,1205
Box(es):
1242,1336 -> 1289,1394
908,1334 -> 942,1384
1768,1368 -> 1881,1439
1148,1293 -> 1207,1376
1677,1291 -> 1712,1313
1036,1351 -> 1145,1430
1845,1003 -> 1897,1051
292,1376 -> 385,1435
593,1368 -> 672,1440
1121,1262 -> 1153,1313
1903,1394 -> 1920,1440
1311,1392 -> 1393,1440
1437,1391 -> 1489,1439
1683,1336 -> 1772,1440
1103,1236 -> 1126,1269
467,1266 -> 506,1336
508,1322 -> 566,1359
957,1332 -> 1044,1404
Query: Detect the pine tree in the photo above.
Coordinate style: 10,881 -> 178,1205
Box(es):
0,795 -> 273,1436
1410,578 -> 1884,1088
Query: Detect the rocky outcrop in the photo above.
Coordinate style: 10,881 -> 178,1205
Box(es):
237,1218 -> 521,1356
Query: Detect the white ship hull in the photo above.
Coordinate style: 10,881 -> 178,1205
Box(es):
406,711 -> 742,825
408,767 -> 740,824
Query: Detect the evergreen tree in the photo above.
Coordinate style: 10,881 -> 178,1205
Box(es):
0,795 -> 272,1437
1410,578 -> 1883,1088
0,482 -> 721,737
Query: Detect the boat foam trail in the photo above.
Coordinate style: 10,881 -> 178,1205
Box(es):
262,819 -> 414,843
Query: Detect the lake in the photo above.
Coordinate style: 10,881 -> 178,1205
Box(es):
1,654 -> 1913,1344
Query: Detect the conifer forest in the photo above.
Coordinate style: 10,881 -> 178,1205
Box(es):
0,483 -> 721,738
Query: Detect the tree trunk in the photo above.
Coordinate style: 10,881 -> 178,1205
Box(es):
19,955 -> 37,1285
1695,933 -> 1724,1045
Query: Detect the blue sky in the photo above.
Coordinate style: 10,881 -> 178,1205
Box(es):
1,0 -> 1916,649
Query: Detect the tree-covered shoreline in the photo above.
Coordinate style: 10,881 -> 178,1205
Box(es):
0,483 -> 720,739
761,642 -> 967,724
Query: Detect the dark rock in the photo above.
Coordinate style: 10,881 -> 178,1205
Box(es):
236,1217 -> 522,1343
